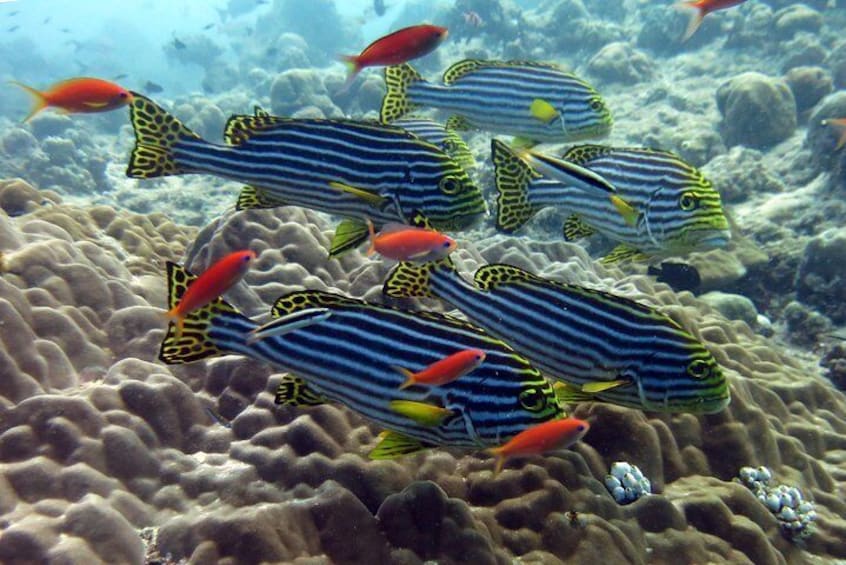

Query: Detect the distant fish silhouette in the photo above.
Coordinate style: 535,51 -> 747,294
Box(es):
143,80 -> 164,94
647,261 -> 701,293
374,0 -> 386,17
172,37 -> 186,50
7,24 -> 17,31
203,22 -> 214,30
112,73 -> 128,80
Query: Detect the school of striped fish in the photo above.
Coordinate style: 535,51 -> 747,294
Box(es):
97,14 -> 744,472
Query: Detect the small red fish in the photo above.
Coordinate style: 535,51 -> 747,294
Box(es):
674,0 -> 747,42
341,24 -> 447,84
10,77 -> 133,122
487,417 -> 590,475
367,220 -> 457,262
166,250 -> 256,336
823,118 -> 846,150
395,348 -> 486,390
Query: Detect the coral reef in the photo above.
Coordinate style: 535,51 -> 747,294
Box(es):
716,72 -> 798,149
1,179 -> 846,563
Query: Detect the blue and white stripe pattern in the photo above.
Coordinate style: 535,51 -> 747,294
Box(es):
493,141 -> 731,258
126,94 -> 486,231
381,60 -> 612,143
384,259 -> 730,414
159,263 -> 563,450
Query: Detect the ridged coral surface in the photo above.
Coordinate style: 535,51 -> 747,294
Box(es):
1,179 -> 844,564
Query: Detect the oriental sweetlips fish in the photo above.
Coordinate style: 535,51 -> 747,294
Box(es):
492,140 -> 731,263
383,249 -> 730,414
125,94 -> 486,257
160,262 -> 565,458
381,59 -> 612,145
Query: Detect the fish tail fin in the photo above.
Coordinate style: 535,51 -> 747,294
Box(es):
366,219 -> 377,256
159,261 -> 248,365
380,63 -> 424,123
485,446 -> 506,476
383,250 -> 456,299
340,55 -> 362,82
10,81 -> 48,123
394,366 -> 417,390
126,92 -> 202,179
491,139 -> 540,233
673,2 -> 705,42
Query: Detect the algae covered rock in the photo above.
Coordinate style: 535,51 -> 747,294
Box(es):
716,72 -> 797,149
796,227 -> 846,324
586,42 -> 655,85
784,66 -> 833,115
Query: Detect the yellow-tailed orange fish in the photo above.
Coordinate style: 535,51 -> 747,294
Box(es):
823,118 -> 846,150
165,250 -> 256,337
367,220 -> 457,262
674,0 -> 747,42
10,77 -> 132,122
395,348 -> 486,390
487,417 -> 590,475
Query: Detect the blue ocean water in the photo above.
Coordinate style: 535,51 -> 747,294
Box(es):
1,1 -> 846,563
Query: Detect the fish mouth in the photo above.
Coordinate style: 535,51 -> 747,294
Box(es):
694,229 -> 732,250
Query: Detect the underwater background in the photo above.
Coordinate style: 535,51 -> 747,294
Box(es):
2,0 -> 846,563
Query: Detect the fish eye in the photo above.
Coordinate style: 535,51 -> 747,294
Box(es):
687,359 -> 711,379
589,98 -> 604,112
439,175 -> 461,194
519,386 -> 547,412
118,92 -> 128,99
679,191 -> 700,211
577,424 -> 586,432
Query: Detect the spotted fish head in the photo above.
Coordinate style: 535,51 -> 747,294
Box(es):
632,342 -> 730,414
642,173 -> 731,254
402,159 -> 487,231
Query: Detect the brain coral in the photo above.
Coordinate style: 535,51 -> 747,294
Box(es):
1,178 -> 846,564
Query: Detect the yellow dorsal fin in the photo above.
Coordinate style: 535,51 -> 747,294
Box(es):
581,380 -> 629,394
223,111 -> 292,145
473,264 -> 539,291
236,185 -> 289,210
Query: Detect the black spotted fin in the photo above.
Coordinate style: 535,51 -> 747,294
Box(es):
126,92 -> 201,179
445,114 -> 473,131
600,244 -> 649,265
491,139 -> 543,233
563,215 -> 596,241
274,375 -> 329,407
369,430 -> 432,459
473,263 -> 542,291
380,63 -> 425,123
224,106 -> 291,145
236,185 -> 289,211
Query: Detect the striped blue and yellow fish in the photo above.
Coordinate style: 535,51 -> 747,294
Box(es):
492,140 -> 731,263
391,117 -> 477,175
160,261 -> 565,458
383,251 -> 730,414
125,94 -> 487,257
380,60 -> 612,145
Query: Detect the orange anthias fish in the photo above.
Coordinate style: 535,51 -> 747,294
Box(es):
487,417 -> 590,475
395,348 -> 486,390
165,250 -> 256,337
10,77 -> 133,122
822,118 -> 846,150
674,0 -> 748,42
341,24 -> 448,84
367,220 -> 457,262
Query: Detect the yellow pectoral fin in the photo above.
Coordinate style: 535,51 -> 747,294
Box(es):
610,195 -> 639,227
328,181 -> 386,207
553,381 -> 593,404
529,98 -> 559,123
581,379 -> 630,394
369,430 -> 428,459
389,400 -> 453,426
